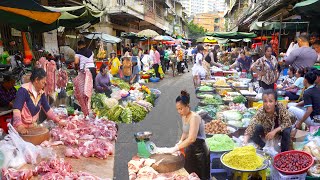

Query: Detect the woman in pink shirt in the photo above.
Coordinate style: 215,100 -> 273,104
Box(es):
152,45 -> 161,78
13,68 -> 65,134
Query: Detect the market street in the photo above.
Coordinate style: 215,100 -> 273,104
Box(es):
115,71 -> 198,179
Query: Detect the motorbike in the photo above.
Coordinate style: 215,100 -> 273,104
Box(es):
0,52 -> 30,83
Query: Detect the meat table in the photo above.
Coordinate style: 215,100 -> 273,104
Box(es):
22,141 -> 115,179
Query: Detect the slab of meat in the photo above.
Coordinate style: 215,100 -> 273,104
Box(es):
136,166 -> 158,180
57,69 -> 68,88
73,69 -> 92,116
65,147 -> 81,159
2,168 -> 33,180
34,158 -> 72,176
45,60 -> 57,95
36,57 -> 48,69
40,140 -> 64,147
78,139 -> 114,159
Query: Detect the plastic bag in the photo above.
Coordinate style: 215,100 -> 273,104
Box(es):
263,140 -> 278,157
0,143 -> 26,169
5,124 -> 40,164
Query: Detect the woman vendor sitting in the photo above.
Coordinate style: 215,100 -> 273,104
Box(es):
243,89 -> 292,152
95,63 -> 112,97
13,68 -> 65,134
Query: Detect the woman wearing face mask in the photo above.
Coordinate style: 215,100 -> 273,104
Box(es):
166,90 -> 210,179
251,46 -> 279,90
243,89 -> 292,152
13,68 -> 65,134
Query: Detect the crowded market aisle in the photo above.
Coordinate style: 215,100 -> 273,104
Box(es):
115,71 -> 197,179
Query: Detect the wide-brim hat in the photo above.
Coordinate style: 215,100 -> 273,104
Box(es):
122,54 -> 132,60
110,50 -> 116,55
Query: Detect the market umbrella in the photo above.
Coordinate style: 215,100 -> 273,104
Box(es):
137,29 -> 159,50
153,35 -> 174,41
293,0 -> 320,17
137,29 -> 159,38
85,32 -> 122,44
0,0 -> 61,28
196,36 -> 217,43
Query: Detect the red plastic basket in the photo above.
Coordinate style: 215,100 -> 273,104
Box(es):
0,114 -> 12,133
273,150 -> 314,175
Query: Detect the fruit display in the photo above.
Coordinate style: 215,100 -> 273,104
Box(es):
274,150 -> 314,175
205,120 -> 228,135
214,79 -> 229,87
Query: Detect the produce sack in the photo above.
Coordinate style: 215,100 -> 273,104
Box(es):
262,140 -> 278,157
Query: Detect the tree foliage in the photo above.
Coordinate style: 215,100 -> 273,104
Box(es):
187,20 -> 208,39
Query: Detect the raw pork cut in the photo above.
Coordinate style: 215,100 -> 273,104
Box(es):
73,69 -> 92,116
79,139 -> 114,159
33,158 -> 72,176
2,168 -> 33,180
56,69 -> 68,88
45,60 -> 56,95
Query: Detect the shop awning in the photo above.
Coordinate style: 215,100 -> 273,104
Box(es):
9,5 -> 103,32
206,32 -> 257,39
196,36 -> 217,43
85,32 -> 122,44
293,0 -> 320,17
121,32 -> 147,40
249,21 -> 281,31
0,0 -> 61,27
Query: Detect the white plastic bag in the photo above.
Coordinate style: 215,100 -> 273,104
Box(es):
0,143 -> 26,169
263,140 -> 278,157
5,124 -> 39,164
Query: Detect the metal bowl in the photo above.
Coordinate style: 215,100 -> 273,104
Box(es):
134,131 -> 153,141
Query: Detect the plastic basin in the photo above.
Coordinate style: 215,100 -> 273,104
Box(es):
150,77 -> 160,83
273,150 -> 314,175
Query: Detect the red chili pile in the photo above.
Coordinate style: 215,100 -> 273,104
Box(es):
274,153 -> 312,172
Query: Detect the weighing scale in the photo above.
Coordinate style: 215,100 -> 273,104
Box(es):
134,131 -> 157,158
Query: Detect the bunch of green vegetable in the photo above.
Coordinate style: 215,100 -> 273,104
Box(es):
145,93 -> 156,106
199,86 -> 213,91
67,106 -> 75,115
233,95 -> 247,104
127,103 -> 148,122
112,78 -> 131,90
91,93 -> 109,109
107,105 -> 124,122
66,82 -> 73,91
195,105 -> 218,118
120,108 -> 132,124
206,134 -> 235,152
201,97 -> 222,105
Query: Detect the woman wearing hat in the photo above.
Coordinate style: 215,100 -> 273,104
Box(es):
122,54 -> 133,82
108,51 -> 121,77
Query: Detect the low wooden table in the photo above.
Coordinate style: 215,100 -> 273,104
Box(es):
22,141 -> 115,179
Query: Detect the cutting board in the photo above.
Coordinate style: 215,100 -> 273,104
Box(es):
150,154 -> 185,173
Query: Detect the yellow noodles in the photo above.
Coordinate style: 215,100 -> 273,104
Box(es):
222,145 -> 263,170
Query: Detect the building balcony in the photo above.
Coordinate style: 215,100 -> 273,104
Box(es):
107,0 -> 145,20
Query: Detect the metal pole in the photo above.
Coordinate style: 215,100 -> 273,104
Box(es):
278,14 -> 282,58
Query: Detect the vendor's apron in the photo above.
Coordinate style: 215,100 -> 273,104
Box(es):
185,138 -> 210,180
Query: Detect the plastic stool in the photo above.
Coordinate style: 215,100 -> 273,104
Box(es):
210,152 -> 232,178
233,169 -> 267,180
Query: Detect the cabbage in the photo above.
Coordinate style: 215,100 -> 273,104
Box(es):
241,118 -> 252,127
223,110 -> 243,121
228,120 -> 243,127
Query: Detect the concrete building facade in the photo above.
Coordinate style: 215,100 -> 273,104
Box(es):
193,12 -> 225,32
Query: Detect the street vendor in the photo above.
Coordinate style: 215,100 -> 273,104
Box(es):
243,89 -> 292,152
95,63 -> 112,97
74,40 -> 96,84
230,51 -> 252,72
166,90 -> 210,179
289,71 -> 320,128
0,75 -> 17,109
251,46 -> 279,90
108,51 -> 121,77
12,68 -> 65,134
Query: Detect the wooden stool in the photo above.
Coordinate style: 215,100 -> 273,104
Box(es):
233,169 -> 267,180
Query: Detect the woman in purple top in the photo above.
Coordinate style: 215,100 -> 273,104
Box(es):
95,63 -> 112,97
